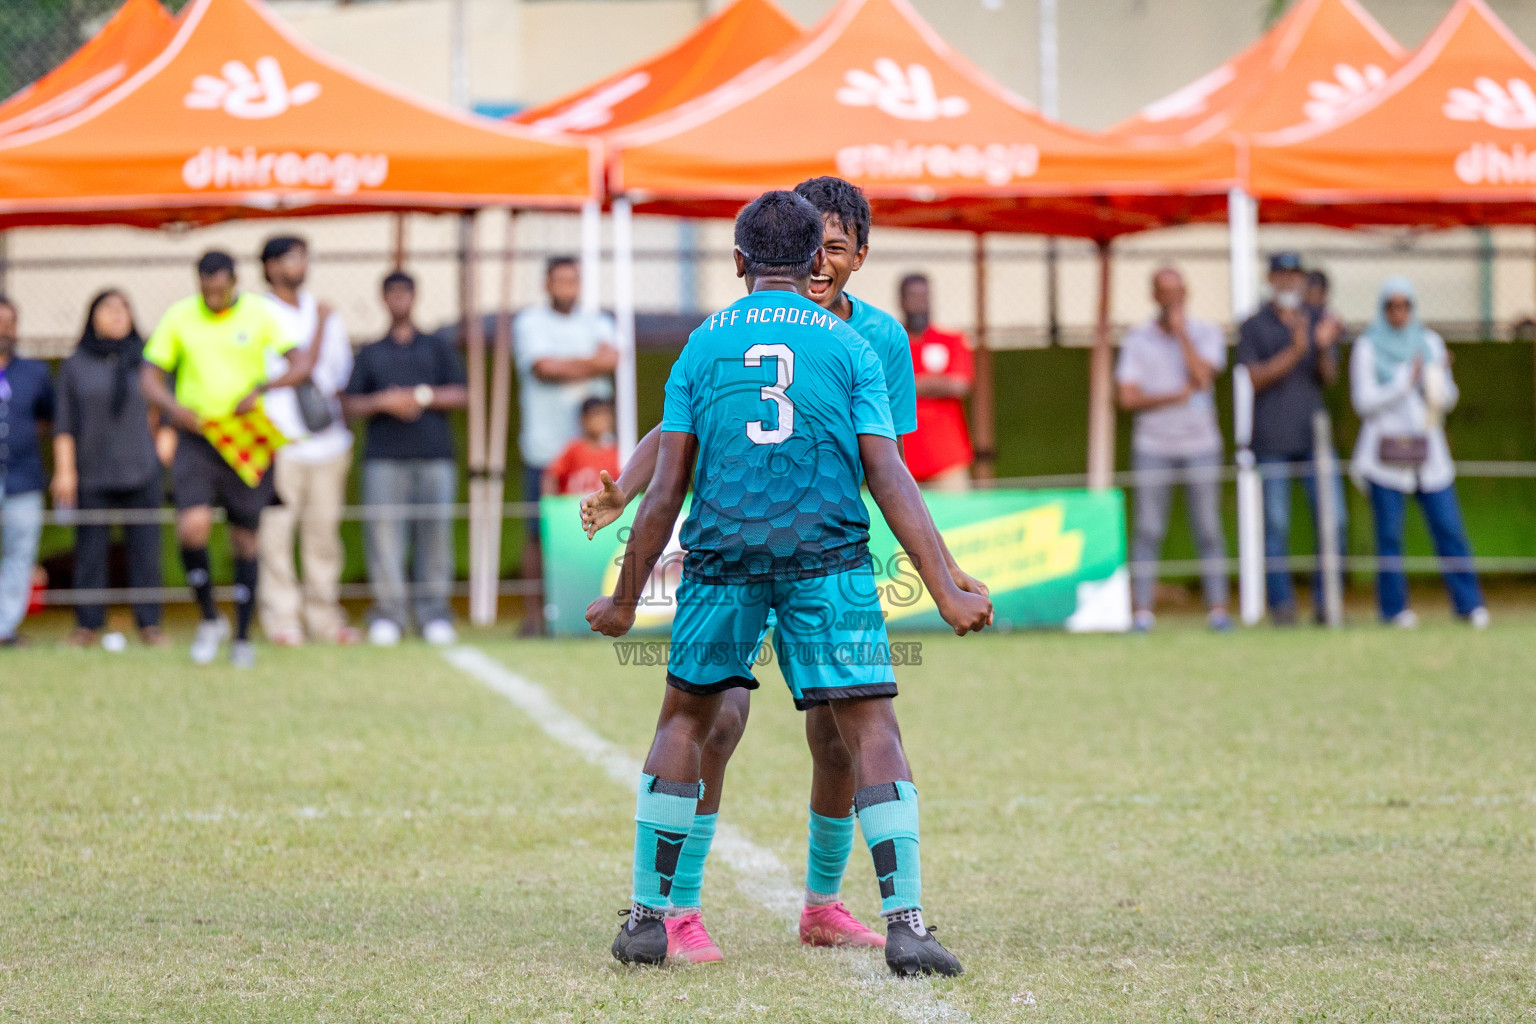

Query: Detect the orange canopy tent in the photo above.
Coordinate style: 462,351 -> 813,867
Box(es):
0,0 -> 598,228
506,0 -> 806,469
1250,0 -> 1536,227
607,0 -> 1238,240
512,0 -> 802,137
0,0 -> 176,139
1110,0 -> 1405,145
0,0 -> 599,628
601,0 -> 1240,487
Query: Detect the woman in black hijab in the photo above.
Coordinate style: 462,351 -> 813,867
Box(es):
53,289 -> 169,647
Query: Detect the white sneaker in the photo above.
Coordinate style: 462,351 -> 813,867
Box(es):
368,619 -> 402,647
190,618 -> 229,665
230,640 -> 256,669
1131,610 -> 1155,633
422,619 -> 457,646
1468,607 -> 1490,629
1390,609 -> 1419,629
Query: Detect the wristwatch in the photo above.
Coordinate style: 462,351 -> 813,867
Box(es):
414,384 -> 434,408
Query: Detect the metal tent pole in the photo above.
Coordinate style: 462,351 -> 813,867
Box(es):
613,195 -> 638,462
479,209 -> 517,626
971,232 -> 995,481
1086,239 -> 1115,489
459,212 -> 491,625
1229,187 -> 1265,625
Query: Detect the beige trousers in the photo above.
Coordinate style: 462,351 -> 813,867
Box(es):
258,447 -> 353,640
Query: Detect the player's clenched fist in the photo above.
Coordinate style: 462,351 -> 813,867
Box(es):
579,470 -> 627,539
936,588 -> 992,636
585,595 -> 636,637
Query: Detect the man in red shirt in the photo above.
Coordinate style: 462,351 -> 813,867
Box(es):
899,274 -> 973,490
543,397 -> 620,496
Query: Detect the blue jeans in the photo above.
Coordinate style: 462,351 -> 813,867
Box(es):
1367,482 -> 1484,620
362,459 -> 457,631
1258,453 -> 1347,614
0,488 -> 45,640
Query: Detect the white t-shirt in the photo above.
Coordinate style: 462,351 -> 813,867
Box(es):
513,304 -> 615,467
263,291 -> 355,464
1115,315 -> 1226,458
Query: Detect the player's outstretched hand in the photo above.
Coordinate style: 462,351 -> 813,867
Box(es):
585,595 -> 636,637
579,471 -> 627,540
936,588 -> 992,636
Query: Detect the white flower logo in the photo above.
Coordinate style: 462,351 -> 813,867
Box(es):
185,57 -> 321,119
836,59 -> 969,121
1303,63 -> 1387,123
1444,77 -> 1536,129
1137,65 -> 1236,124
528,72 -> 650,135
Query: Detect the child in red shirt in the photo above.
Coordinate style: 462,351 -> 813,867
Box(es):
543,397 -> 620,496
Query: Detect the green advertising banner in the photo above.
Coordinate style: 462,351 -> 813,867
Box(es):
541,488 -> 1130,636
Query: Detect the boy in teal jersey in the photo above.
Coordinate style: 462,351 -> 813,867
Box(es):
580,179 -> 988,962
589,191 -> 990,976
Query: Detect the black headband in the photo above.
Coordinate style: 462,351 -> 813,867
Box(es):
737,244 -> 820,266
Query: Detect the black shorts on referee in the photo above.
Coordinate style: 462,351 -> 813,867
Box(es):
172,431 -> 277,531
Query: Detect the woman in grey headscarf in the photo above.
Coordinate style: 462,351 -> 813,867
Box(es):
1351,276 -> 1487,629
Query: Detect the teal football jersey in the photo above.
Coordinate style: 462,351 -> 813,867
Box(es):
661,288 -> 895,584
845,293 -> 918,436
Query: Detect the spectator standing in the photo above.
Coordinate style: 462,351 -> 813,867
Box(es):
899,273 -> 973,490
513,256 -> 616,632
1304,269 -> 1333,318
140,250 -> 319,669
52,290 -> 167,648
1351,277 -> 1488,629
543,397 -> 620,496
342,271 -> 468,646
1235,251 -> 1347,625
0,296 -> 53,648
255,236 -> 359,646
1115,268 -> 1232,632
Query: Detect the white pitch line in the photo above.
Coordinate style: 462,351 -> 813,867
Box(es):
442,644 -> 972,1024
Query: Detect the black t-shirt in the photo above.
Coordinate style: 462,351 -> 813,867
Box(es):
56,348 -> 161,491
345,330 -> 467,460
1235,305 -> 1327,458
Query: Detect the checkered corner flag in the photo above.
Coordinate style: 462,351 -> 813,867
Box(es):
201,408 -> 290,487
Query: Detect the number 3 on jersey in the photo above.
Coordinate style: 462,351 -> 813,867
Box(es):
744,343 -> 794,445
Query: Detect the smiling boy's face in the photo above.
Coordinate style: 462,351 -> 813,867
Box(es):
807,213 -> 867,311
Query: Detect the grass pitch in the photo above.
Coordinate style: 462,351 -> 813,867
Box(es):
2,615 -> 1534,1022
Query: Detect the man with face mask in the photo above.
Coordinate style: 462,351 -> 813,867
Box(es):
1235,252 -> 1346,625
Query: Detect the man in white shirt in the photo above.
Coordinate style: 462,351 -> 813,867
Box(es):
1115,267 -> 1231,633
513,256 -> 616,633
256,236 -> 359,645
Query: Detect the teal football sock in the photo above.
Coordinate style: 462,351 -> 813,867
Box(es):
805,807 -> 856,900
854,781 -> 922,915
631,775 -> 700,909
667,811 -> 717,911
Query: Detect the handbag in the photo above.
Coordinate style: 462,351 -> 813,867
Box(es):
1377,434 -> 1429,468
294,380 -> 335,434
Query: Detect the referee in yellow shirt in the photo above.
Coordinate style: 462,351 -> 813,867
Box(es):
140,251 -> 319,668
